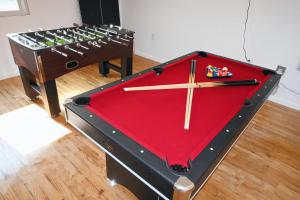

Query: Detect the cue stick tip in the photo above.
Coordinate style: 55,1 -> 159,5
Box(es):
184,124 -> 190,131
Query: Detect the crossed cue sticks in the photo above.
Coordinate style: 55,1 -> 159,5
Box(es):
124,60 -> 260,130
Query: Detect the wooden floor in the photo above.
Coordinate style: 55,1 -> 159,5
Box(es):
0,55 -> 299,200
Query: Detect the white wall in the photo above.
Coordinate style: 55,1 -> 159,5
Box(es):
119,0 -> 300,111
1,0 -> 299,111
0,0 -> 81,80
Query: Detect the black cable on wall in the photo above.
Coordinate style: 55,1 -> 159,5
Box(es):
243,0 -> 251,62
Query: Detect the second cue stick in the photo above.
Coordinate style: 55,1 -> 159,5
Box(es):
123,79 -> 260,91
184,62 -> 193,130
184,59 -> 197,130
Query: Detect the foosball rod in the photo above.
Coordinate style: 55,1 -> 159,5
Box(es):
67,29 -> 94,40
87,27 -> 128,46
38,29 -> 88,53
94,26 -> 130,42
34,32 -> 55,43
109,24 -> 122,30
76,42 -> 89,50
85,26 -> 107,36
118,36 -> 130,42
75,28 -> 109,45
84,27 -> 114,44
57,30 -> 83,42
70,26 -> 128,46
97,26 -> 118,35
106,37 -> 127,46
105,25 -> 134,39
87,41 -> 101,48
84,26 -> 127,46
55,28 -> 103,53
46,31 -> 72,43
64,45 -> 84,56
71,29 -> 102,47
80,22 -> 122,35
91,26 -> 132,41
21,34 -> 47,47
75,27 -> 105,39
97,25 -> 133,40
71,28 -> 102,48
51,47 -> 68,57
35,32 -> 64,45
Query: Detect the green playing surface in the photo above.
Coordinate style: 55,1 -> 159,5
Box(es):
43,32 -> 105,47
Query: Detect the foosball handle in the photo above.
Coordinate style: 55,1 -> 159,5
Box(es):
64,45 -> 84,56
51,47 -> 68,58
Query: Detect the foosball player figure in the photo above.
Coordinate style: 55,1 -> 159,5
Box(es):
206,65 -> 233,78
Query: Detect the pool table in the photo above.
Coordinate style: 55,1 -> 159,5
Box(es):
64,51 -> 283,200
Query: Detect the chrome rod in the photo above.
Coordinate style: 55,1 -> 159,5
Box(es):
46,31 -> 72,43
119,37 -> 130,42
96,26 -> 118,35
97,39 -> 107,45
64,45 -> 84,56
93,26 -> 132,41
88,41 -> 101,48
124,34 -> 134,39
86,26 -> 109,37
35,32 -> 56,43
78,27 -> 105,39
93,25 -> 133,40
76,43 -> 89,50
108,37 -> 128,46
21,34 -> 46,47
67,29 -> 94,40
57,30 -> 82,42
51,47 -> 68,57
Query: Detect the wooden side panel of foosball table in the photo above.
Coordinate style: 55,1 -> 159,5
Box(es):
8,39 -> 39,77
38,41 -> 133,81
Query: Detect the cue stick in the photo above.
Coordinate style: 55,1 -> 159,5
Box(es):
184,59 -> 197,130
123,79 -> 260,91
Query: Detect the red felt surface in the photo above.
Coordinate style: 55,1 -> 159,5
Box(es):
87,53 -> 271,167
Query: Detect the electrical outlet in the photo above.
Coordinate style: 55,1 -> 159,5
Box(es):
276,66 -> 287,75
150,33 -> 155,40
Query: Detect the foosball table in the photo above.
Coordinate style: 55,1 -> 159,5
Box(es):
7,24 -> 134,116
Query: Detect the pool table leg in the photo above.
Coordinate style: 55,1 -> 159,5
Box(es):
105,154 -> 161,200
172,176 -> 195,200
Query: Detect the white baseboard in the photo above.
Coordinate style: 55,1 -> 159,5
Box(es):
134,49 -> 165,63
269,95 -> 300,111
0,70 -> 19,80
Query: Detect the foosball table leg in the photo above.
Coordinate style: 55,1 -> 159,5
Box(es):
18,66 -> 39,100
120,57 -> 133,78
40,80 -> 61,117
99,61 -> 110,77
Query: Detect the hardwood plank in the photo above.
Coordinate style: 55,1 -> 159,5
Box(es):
0,55 -> 299,200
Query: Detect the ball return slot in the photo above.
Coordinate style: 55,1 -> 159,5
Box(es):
65,60 -> 79,69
